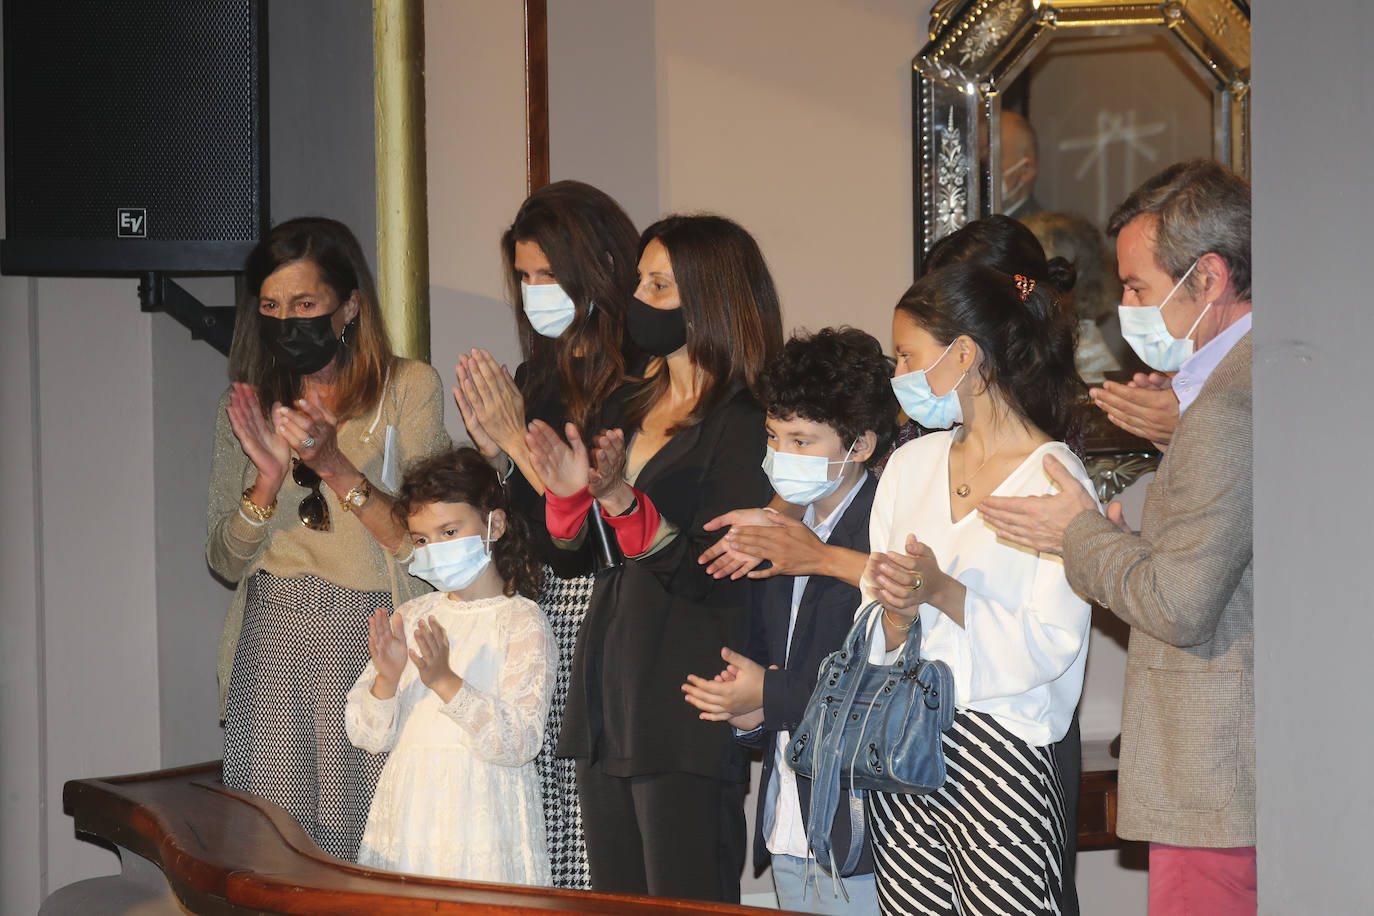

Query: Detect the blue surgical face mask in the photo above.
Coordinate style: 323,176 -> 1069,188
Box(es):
761,440 -> 857,506
521,281 -> 588,338
890,340 -> 967,429
1117,258 -> 1211,372
408,513 -> 493,592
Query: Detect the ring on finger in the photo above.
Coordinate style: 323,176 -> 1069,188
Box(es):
300,435 -> 316,449
911,572 -> 923,591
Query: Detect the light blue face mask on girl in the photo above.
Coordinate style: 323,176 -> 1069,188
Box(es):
1117,258 -> 1212,372
521,281 -> 591,338
761,440 -> 857,506
407,512 -> 493,592
889,339 -> 967,429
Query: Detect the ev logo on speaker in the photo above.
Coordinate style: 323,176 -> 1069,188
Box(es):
117,208 -> 147,238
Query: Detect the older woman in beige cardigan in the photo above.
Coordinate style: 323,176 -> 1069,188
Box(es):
206,217 -> 448,861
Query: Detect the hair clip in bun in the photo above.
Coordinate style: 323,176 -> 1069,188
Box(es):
1014,274 -> 1035,302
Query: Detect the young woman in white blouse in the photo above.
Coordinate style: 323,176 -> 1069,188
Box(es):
862,263 -> 1097,916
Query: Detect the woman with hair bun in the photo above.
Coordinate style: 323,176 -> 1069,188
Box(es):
925,213 -> 1078,296
862,263 -> 1095,915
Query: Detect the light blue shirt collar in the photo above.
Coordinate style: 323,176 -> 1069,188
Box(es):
1174,312 -> 1251,414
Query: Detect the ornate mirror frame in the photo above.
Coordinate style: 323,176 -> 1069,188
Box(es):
912,0 -> 1249,495
912,0 -> 1250,273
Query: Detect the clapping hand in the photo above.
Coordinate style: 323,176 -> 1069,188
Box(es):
864,534 -> 945,615
723,509 -> 831,580
1089,372 -> 1179,451
366,607 -> 408,699
588,428 -> 635,514
699,508 -> 777,579
454,349 -> 527,459
410,616 -> 463,703
525,419 -> 592,498
275,392 -> 343,472
682,648 -> 768,722
225,382 -> 291,491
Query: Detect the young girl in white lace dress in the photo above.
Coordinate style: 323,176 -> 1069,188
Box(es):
345,446 -> 555,883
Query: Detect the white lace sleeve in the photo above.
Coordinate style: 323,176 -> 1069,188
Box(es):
345,662 -> 402,754
439,600 -> 555,767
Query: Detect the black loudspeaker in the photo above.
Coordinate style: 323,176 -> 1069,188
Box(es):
2,0 -> 267,276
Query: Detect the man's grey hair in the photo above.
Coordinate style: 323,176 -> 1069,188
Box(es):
1107,159 -> 1251,301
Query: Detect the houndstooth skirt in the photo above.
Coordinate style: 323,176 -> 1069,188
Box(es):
536,568 -> 596,890
222,570 -> 389,862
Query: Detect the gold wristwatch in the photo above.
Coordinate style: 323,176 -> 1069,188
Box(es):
341,476 -> 372,513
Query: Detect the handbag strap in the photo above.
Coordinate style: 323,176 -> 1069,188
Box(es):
802,603 -> 869,881
803,601 -> 911,879
827,601 -> 928,877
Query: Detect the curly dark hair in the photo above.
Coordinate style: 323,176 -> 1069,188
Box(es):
757,327 -> 898,468
393,447 -> 542,601
896,264 -> 1083,441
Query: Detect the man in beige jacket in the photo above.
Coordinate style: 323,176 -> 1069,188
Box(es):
979,159 -> 1254,915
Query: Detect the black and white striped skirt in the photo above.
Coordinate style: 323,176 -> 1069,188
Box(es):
867,710 -> 1067,916
222,571 -> 389,862
536,568 -> 595,890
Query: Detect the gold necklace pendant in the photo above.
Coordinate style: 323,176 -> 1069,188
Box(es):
955,422 -> 1013,501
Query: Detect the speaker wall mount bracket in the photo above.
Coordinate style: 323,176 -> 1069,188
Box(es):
137,273 -> 237,357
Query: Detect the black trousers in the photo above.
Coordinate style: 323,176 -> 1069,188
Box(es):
576,762 -> 747,903
1052,712 -> 1081,916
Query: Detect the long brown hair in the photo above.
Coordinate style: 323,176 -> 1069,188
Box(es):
625,214 -> 784,433
500,181 -> 638,432
228,217 -> 394,422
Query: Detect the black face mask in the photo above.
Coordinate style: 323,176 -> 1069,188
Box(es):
625,296 -> 688,357
260,314 -> 341,375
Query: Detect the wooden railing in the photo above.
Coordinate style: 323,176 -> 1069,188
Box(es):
60,754 -> 1118,914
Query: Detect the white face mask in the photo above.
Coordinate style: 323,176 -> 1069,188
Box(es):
521,281 -> 588,338
761,440 -> 858,506
1117,258 -> 1212,372
407,512 -> 493,592
1001,155 -> 1031,205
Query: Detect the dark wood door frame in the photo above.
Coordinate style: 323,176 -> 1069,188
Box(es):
523,0 -> 549,193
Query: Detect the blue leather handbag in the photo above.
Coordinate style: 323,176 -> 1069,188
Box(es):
786,600 -> 956,876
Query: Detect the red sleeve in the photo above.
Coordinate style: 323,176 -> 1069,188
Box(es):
544,487 -> 594,540
601,485 -> 663,557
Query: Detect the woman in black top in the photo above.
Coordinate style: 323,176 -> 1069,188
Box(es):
528,214 -> 784,903
452,180 -> 638,889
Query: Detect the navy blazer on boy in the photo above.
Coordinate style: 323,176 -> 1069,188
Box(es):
742,472 -> 877,876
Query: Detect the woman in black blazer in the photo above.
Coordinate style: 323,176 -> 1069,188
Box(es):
527,214 -> 783,903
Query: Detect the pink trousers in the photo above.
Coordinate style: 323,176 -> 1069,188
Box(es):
1148,843 -> 1257,916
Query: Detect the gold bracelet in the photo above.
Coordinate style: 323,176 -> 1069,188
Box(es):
883,607 -> 915,631
341,476 -> 373,513
240,487 -> 277,523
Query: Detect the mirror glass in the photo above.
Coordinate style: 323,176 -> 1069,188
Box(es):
1001,32 -> 1217,381
1003,33 -> 1214,227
